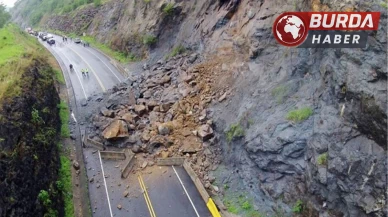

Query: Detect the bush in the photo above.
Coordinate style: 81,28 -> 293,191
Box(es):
286,107 -> 313,122
143,35 -> 157,46
226,123 -> 245,142
317,152 -> 328,165
163,3 -> 174,15
38,190 -> 51,207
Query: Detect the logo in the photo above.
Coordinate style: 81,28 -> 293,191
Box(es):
274,13 -> 308,47
273,12 -> 381,48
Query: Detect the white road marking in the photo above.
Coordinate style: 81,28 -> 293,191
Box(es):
172,166 -> 200,217
66,46 -> 106,92
83,48 -> 122,82
55,49 -> 88,99
98,151 -> 113,217
71,112 -> 77,123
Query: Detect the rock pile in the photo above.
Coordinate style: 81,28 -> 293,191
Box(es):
87,53 -> 225,181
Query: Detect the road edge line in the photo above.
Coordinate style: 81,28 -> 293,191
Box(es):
84,48 -> 122,82
172,165 -> 201,217
98,150 -> 113,217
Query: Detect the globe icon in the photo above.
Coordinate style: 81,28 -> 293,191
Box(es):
275,15 -> 306,46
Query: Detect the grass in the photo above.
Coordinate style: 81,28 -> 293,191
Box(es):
226,123 -> 245,142
58,101 -> 70,138
381,1 -> 388,9
143,34 -> 157,46
317,152 -> 328,165
58,154 -> 74,217
271,85 -> 288,104
0,24 -> 44,100
78,35 -> 136,63
54,69 -> 65,84
286,107 -> 313,122
223,194 -> 263,216
292,200 -> 303,213
163,3 -> 175,15
167,45 -> 186,58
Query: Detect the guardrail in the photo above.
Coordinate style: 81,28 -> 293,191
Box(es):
84,136 -> 104,150
100,150 -> 126,160
156,157 -> 185,166
121,149 -> 135,178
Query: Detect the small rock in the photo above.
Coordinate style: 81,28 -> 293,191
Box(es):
72,160 -> 80,170
132,145 -> 141,153
89,177 -> 94,183
212,185 -> 219,192
158,123 -> 170,135
123,190 -> 129,197
96,184 -> 100,188
117,204 -> 122,210
141,161 -> 148,169
197,124 -> 214,141
218,92 -> 227,102
134,104 -> 147,115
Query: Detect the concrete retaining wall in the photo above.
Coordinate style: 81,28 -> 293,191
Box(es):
85,137 -> 104,150
183,160 -> 210,203
100,151 -> 126,160
156,157 -> 185,166
121,149 -> 135,178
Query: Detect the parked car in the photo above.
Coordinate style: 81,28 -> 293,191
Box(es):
47,39 -> 55,45
74,38 -> 81,44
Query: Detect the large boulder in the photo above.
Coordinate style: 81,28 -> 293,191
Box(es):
102,120 -> 129,139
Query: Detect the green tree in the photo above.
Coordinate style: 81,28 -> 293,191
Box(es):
0,4 -> 10,28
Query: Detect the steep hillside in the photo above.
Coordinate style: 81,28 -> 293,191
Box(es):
10,0 -> 387,216
0,25 -> 65,217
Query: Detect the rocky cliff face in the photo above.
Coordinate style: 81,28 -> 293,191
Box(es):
0,58 -> 62,217
11,0 -> 387,216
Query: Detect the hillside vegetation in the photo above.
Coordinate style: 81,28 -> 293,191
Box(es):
13,0 -> 102,26
0,25 -> 73,217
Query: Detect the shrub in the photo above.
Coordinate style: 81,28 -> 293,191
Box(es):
163,3 -> 174,15
144,0 -> 151,3
317,152 -> 328,165
271,85 -> 288,104
226,123 -> 245,142
167,45 -> 186,58
38,190 -> 51,207
292,200 -> 303,213
143,35 -> 157,46
242,201 -> 252,210
286,107 -> 313,122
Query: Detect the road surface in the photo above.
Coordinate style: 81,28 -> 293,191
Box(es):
40,36 -> 211,217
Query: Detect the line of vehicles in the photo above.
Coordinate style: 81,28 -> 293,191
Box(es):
26,27 -> 85,46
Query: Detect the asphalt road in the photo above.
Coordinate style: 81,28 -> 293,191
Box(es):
40,36 -> 211,217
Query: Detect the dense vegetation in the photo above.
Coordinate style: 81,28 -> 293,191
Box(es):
0,24 -> 74,217
13,0 -> 103,26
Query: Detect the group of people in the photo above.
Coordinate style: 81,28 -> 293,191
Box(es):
62,37 -> 68,42
69,64 -> 89,77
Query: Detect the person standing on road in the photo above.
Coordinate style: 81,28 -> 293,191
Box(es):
81,68 -> 85,76
85,68 -> 89,76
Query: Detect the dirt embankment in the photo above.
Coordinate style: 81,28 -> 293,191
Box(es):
0,57 -> 62,217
